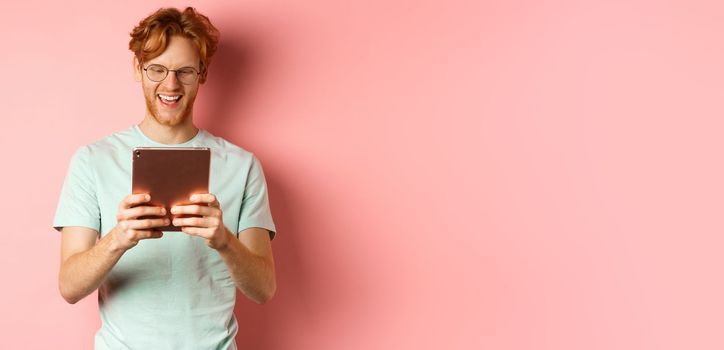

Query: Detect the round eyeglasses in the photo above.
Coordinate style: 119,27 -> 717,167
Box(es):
143,64 -> 201,85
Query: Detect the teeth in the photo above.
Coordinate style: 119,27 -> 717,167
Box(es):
159,95 -> 181,102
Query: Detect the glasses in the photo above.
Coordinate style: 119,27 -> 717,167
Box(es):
143,64 -> 201,85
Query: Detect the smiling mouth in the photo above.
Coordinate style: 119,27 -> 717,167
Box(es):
158,94 -> 182,107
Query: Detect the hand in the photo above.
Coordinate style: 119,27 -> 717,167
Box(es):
171,193 -> 230,250
111,194 -> 168,251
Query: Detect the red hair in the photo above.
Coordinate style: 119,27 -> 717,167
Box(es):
129,7 -> 219,82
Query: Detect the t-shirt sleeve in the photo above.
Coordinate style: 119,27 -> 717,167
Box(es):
52,146 -> 101,233
238,155 -> 277,240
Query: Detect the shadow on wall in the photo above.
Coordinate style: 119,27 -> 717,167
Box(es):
198,30 -> 312,348
198,32 -> 257,130
234,173 -> 310,348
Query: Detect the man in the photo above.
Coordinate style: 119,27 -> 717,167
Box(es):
53,7 -> 276,349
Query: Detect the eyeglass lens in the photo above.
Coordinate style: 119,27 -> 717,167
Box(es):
145,64 -> 199,84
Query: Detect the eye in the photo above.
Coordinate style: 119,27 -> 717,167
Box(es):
148,65 -> 166,73
178,68 -> 196,76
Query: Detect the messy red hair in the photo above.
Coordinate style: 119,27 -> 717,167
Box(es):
129,7 -> 219,82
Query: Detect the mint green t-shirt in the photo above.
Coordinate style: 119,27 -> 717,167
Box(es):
53,125 -> 276,350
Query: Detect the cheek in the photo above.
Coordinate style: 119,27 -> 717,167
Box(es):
142,83 -> 156,97
185,88 -> 199,100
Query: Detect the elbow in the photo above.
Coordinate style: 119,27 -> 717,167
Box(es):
63,296 -> 80,305
251,260 -> 277,304
60,289 -> 80,305
253,293 -> 274,305
251,279 -> 277,305
58,280 -> 81,305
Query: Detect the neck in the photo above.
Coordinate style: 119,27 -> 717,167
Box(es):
138,116 -> 199,145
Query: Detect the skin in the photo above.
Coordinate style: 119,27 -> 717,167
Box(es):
135,35 -> 201,144
58,35 -> 276,305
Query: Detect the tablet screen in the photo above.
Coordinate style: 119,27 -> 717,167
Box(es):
131,147 -> 211,231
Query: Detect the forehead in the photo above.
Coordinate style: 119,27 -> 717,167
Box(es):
146,35 -> 200,68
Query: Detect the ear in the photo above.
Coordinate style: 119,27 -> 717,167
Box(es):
133,56 -> 142,82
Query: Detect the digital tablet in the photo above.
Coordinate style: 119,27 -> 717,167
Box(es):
131,147 -> 211,231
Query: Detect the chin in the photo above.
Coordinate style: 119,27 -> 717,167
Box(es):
149,107 -> 190,127
145,96 -> 192,127
155,115 -> 186,126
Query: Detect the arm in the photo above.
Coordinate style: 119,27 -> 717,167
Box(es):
58,194 -> 168,304
216,227 -> 276,304
59,226 -> 124,304
172,194 -> 277,304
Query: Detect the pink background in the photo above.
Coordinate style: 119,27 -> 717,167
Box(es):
1,0 -> 723,349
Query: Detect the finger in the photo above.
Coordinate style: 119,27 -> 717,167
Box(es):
181,226 -> 211,238
170,204 -> 217,217
126,217 -> 170,230
190,193 -> 218,206
118,205 -> 166,221
174,216 -> 219,228
121,194 -> 151,210
129,229 -> 164,240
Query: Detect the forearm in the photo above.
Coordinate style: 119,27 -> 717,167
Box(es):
59,232 -> 125,304
216,228 -> 276,304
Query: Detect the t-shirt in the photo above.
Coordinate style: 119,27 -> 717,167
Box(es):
53,125 -> 276,350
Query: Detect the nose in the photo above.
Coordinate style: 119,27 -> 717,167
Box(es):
160,70 -> 181,89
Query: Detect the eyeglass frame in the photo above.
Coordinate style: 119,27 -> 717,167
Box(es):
141,63 -> 203,85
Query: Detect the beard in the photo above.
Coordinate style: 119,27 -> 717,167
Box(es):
144,92 -> 195,126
